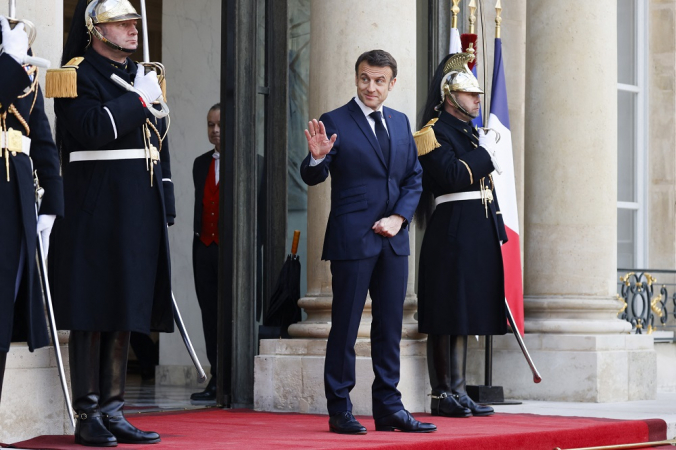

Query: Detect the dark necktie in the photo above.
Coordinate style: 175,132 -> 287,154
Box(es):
370,111 -> 390,165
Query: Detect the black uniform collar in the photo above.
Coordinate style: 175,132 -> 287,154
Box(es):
438,110 -> 478,139
85,47 -> 138,81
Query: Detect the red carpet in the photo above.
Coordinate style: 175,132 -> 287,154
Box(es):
10,409 -> 667,450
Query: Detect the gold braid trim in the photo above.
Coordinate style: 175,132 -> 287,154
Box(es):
145,119 -> 162,152
8,105 -> 30,136
29,79 -> 39,116
4,66 -> 40,134
458,159 -> 473,185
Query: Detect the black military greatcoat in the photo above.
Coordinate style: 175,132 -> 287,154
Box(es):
50,48 -> 175,334
417,111 -> 508,336
0,53 -> 64,352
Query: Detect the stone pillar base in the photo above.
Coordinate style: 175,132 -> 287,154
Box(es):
466,334 -> 656,402
254,339 -> 430,415
288,295 -> 424,340
0,343 -> 72,443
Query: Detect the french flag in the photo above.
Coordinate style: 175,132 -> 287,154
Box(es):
488,38 -> 525,335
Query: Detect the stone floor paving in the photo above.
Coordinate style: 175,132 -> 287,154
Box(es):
124,374 -> 215,414
493,392 -> 676,439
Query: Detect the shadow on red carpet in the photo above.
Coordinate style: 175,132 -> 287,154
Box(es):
10,409 -> 668,450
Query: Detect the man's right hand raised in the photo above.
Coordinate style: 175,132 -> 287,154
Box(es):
305,119 -> 337,161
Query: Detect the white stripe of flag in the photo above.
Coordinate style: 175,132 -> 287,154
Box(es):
488,38 -> 525,335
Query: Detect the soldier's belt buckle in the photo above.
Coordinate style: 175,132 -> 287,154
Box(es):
3,129 -> 23,153
7,129 -> 23,153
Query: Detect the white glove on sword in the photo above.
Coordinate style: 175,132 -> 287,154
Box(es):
478,127 -> 502,175
0,16 -> 50,68
36,214 -> 55,259
111,65 -> 169,119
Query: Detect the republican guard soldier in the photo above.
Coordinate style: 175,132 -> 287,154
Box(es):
0,14 -> 63,408
47,0 -> 174,446
415,53 -> 507,418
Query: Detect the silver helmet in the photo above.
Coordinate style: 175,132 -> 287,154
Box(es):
85,0 -> 141,53
437,52 -> 484,117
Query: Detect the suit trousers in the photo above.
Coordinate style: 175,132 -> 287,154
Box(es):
325,238 -> 407,419
192,238 -> 219,377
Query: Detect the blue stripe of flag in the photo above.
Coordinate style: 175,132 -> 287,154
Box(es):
489,38 -> 510,130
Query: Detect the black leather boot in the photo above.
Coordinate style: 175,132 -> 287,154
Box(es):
70,331 -> 117,447
100,331 -> 161,444
0,351 -> 6,405
427,334 -> 471,418
190,375 -> 217,401
450,335 -> 494,417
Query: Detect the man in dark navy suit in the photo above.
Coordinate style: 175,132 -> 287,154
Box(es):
300,49 -> 434,435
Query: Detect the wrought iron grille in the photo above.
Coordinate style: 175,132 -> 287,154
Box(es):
617,269 -> 676,337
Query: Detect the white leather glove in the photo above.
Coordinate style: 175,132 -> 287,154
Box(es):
36,214 -> 56,259
0,16 -> 28,64
478,128 -> 502,175
134,64 -> 163,105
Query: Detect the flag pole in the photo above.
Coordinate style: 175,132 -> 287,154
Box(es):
478,0 -> 489,125
451,0 -> 460,29
495,0 -> 502,39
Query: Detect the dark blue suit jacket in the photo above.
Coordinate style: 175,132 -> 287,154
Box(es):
300,99 -> 422,261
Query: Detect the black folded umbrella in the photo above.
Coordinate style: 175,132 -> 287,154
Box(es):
262,230 -> 302,338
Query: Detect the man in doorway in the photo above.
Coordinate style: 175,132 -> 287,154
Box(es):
190,103 -> 221,401
300,49 -> 434,435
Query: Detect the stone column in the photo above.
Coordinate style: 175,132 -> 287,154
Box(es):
257,1 -> 428,416
478,0 -> 655,403
523,0 -> 624,333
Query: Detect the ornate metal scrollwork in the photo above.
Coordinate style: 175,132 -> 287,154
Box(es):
617,272 -> 669,334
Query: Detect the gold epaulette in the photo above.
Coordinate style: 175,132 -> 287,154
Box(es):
413,118 -> 441,156
45,57 -> 84,99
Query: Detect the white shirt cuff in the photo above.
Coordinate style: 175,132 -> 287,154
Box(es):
309,155 -> 325,166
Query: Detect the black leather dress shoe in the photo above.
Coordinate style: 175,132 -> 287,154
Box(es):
190,377 -> 217,401
375,410 -> 437,433
328,411 -> 367,435
104,414 -> 161,444
430,392 -> 472,417
456,393 -> 494,416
